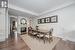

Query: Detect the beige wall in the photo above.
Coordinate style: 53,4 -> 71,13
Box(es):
31,3 -> 75,41
0,8 -> 8,42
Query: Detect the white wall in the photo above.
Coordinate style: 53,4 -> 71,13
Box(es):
5,8 -> 9,39
31,3 -> 75,41
0,8 -> 8,42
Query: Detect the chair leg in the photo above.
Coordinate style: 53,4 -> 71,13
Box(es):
49,37 -> 53,43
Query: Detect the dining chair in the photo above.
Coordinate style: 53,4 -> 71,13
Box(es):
44,28 -> 53,43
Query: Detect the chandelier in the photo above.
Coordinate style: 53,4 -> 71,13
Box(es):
0,0 -> 8,8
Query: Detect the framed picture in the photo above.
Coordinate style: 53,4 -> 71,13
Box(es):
41,18 -> 45,23
38,15 -> 58,24
38,19 -> 42,24
50,15 -> 58,23
45,17 -> 50,23
38,19 -> 40,24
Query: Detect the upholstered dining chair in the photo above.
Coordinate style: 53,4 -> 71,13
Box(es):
37,32 -> 44,38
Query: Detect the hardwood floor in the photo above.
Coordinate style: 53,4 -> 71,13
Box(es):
1,33 -> 75,50
53,38 -> 75,50
0,34 -> 31,50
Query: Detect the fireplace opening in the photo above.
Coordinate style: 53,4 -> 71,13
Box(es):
21,27 -> 27,35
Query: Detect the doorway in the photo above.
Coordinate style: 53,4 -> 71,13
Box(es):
10,17 -> 17,38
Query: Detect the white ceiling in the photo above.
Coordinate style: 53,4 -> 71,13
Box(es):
8,8 -> 37,17
8,0 -> 75,16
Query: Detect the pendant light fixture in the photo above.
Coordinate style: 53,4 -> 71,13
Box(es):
0,0 -> 8,8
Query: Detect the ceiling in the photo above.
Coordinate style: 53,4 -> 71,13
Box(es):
8,0 -> 75,16
8,8 -> 37,17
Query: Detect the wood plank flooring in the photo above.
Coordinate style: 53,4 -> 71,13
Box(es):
0,34 -> 31,50
1,33 -> 75,50
53,38 -> 75,50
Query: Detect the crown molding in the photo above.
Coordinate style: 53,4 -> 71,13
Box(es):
8,1 -> 75,17
8,4 -> 39,16
39,1 -> 75,16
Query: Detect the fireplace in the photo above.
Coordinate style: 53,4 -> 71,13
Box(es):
21,27 -> 26,34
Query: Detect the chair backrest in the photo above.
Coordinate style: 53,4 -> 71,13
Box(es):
49,28 -> 53,35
